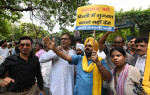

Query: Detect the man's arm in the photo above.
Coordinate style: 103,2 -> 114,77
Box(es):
91,51 -> 111,81
98,31 -> 111,51
0,58 -> 15,87
39,50 -> 58,63
43,37 -> 72,62
98,28 -> 117,50
96,60 -> 111,81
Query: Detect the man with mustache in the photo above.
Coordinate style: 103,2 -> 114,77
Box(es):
76,43 -> 84,56
135,37 -> 148,72
43,37 -> 111,95
128,37 -> 139,65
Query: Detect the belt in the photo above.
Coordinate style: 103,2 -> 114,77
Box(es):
12,86 -> 33,93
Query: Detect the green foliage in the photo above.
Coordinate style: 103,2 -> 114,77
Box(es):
94,28 -> 139,43
20,23 -> 50,40
115,8 -> 150,36
0,17 -> 11,40
0,0 -> 90,32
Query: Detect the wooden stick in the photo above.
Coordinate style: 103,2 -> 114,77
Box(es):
93,30 -> 95,50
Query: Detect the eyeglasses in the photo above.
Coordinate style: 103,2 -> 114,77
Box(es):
20,44 -> 31,48
61,38 -> 69,41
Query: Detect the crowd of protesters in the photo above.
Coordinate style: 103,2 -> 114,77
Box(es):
0,29 -> 149,95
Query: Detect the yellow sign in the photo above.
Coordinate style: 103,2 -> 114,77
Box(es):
142,33 -> 150,94
76,5 -> 115,31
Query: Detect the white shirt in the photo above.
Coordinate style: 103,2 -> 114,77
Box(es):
0,47 -> 9,59
135,55 -> 146,72
40,60 -> 52,88
97,50 -> 106,59
39,49 -> 76,95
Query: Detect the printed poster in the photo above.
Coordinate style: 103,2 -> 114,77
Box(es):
76,5 -> 115,31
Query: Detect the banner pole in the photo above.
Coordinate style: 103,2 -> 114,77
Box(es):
93,30 -> 95,51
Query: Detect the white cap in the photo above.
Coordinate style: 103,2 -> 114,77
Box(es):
76,44 -> 84,52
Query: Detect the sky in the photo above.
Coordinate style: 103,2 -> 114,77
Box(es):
21,0 -> 150,33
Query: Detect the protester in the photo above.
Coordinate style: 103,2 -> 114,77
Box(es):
43,36 -> 111,95
135,37 -> 148,72
109,47 -> 144,95
39,33 -> 76,95
128,37 -> 138,64
0,40 -> 9,60
98,30 -> 135,95
0,36 -> 44,95
76,43 -> 84,56
36,43 -> 46,58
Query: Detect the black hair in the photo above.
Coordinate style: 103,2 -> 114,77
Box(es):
0,40 -> 6,46
61,32 -> 72,41
114,36 -> 125,43
110,47 -> 126,57
18,36 -> 33,44
39,43 -> 44,48
135,37 -> 148,44
8,44 -> 12,47
130,37 -> 137,41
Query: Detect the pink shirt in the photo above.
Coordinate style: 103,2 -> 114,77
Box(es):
36,49 -> 46,58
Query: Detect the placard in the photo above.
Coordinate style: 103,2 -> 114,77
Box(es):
76,5 -> 115,31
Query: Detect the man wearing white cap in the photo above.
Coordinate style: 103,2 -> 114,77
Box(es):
76,44 -> 84,56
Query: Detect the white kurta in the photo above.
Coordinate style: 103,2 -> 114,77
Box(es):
40,61 -> 52,88
39,49 -> 76,95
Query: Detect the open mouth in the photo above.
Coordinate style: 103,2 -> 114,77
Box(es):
114,61 -> 119,64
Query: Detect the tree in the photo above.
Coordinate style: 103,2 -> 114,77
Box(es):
0,17 -> 11,40
115,8 -> 150,36
20,23 -> 50,40
0,0 -> 90,31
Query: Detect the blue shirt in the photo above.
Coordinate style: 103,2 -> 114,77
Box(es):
70,55 -> 110,95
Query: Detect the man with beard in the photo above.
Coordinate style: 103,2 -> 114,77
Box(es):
76,43 -> 84,56
43,37 -> 111,95
135,37 -> 148,72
